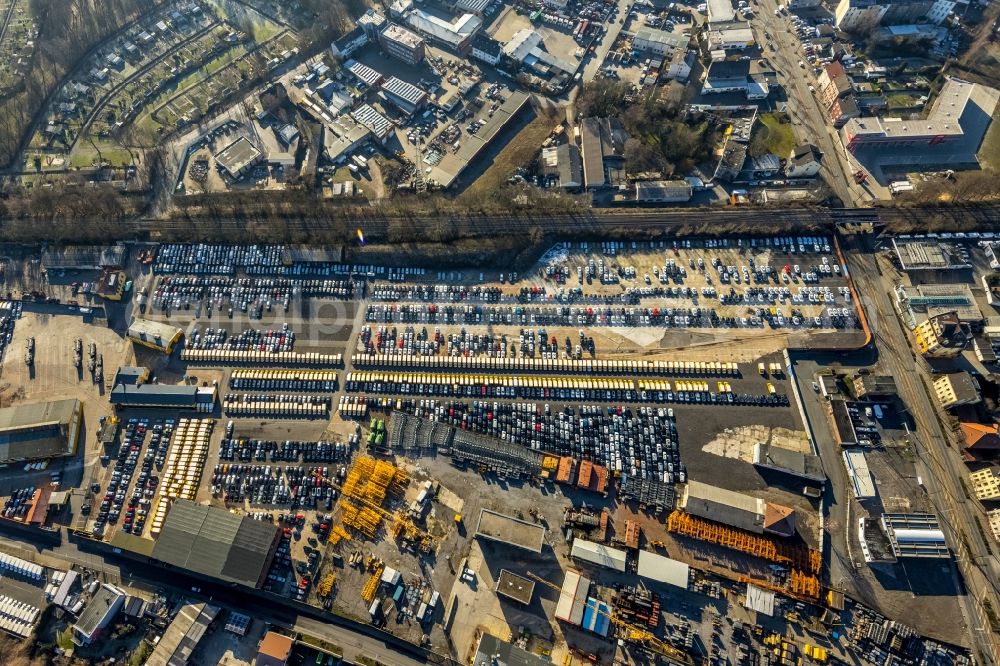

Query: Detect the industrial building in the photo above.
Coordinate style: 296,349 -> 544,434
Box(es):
351,104 -> 395,143
0,398 -> 81,463
680,481 -> 795,537
752,443 -> 824,483
705,23 -> 755,51
842,78 -> 999,171
892,238 -> 972,271
843,450 -> 877,500
213,137 -> 264,179
707,0 -> 736,23
495,570 -> 535,605
380,76 -> 428,114
636,550 -> 690,589
555,569 -> 590,625
379,23 -> 426,66
896,283 -> 981,325
41,245 -> 126,271
257,631 -> 295,666
474,508 -> 546,553
110,381 -> 217,412
828,400 -> 859,446
127,319 -> 183,354
880,513 -> 950,559
932,372 -> 981,409
633,180 -> 694,203
72,583 -> 126,645
150,500 -> 281,588
145,602 -> 220,666
702,60 -> 767,98
474,633 -> 553,666
323,116 -> 372,164
427,91 -> 530,188
345,60 -> 385,89
580,117 -> 629,189
570,538 -> 627,572
632,26 -> 689,56
540,143 -> 583,189
406,9 -> 481,53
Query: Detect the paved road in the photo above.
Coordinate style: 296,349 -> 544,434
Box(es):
751,0 -> 864,207
845,235 -> 1000,663
0,0 -> 18,57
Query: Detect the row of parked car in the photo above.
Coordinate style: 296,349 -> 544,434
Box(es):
93,420 -> 171,536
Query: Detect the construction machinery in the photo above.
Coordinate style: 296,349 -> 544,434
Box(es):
525,572 -> 692,665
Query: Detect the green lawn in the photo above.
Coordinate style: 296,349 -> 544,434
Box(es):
757,113 -> 795,158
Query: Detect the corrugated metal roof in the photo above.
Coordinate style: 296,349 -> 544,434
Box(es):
152,500 -> 278,588
570,539 -> 627,572
636,550 -> 690,588
682,481 -> 765,533
381,76 -> 428,106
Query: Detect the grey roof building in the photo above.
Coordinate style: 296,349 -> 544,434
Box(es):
474,633 -> 553,666
0,398 -> 82,462
145,602 -> 220,666
110,383 -> 216,411
151,500 -> 281,588
72,583 -> 126,645
380,76 -> 428,113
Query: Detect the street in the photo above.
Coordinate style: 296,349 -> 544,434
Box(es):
845,235 -> 1000,663
750,0 -> 865,207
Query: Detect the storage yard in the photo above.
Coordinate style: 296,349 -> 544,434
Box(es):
0,236 -> 978,665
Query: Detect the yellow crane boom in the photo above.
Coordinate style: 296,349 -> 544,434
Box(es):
525,571 -> 692,665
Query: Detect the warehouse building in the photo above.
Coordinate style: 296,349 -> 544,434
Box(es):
752,443 -> 824,483
634,180 -> 693,203
555,569 -> 590,625
474,633 -> 553,666
880,513 -> 949,559
351,104 -> 395,143
110,381 -> 217,412
214,137 -> 264,179
406,9 -> 481,53
150,500 -> 281,588
345,60 -> 385,89
0,398 -> 81,463
145,602 -> 220,666
680,481 -> 795,537
73,583 -> 126,645
496,570 -> 535,605
380,76 -> 429,114
475,508 -> 546,552
842,77 -> 999,169
380,23 -> 426,66
42,245 -> 126,271
570,538 -> 627,572
843,449 -> 877,500
427,91 -> 530,188
632,26 -> 688,56
540,143 -> 582,189
127,319 -> 183,354
636,550 -> 690,589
